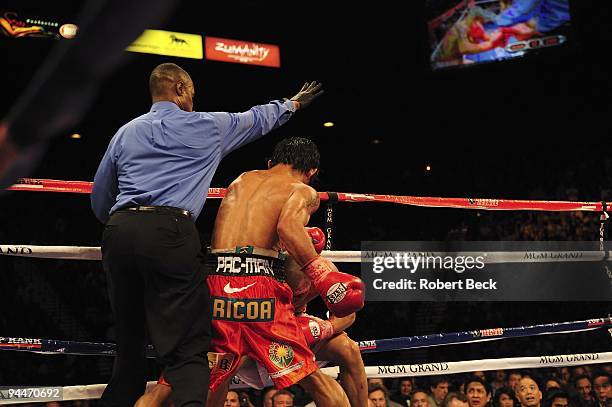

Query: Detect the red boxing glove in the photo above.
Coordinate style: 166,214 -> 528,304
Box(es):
469,22 -> 486,43
301,256 -> 365,317
306,226 -> 326,253
491,30 -> 510,49
296,313 -> 334,346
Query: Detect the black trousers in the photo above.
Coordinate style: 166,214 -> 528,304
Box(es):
99,210 -> 211,407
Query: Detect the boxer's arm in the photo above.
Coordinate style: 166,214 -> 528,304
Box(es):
277,185 -> 320,266
329,313 -> 356,333
286,227 -> 326,307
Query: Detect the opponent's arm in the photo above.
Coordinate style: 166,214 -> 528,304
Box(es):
329,313 -> 356,333
296,312 -> 356,346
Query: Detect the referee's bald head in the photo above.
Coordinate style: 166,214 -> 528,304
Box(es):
149,63 -> 192,98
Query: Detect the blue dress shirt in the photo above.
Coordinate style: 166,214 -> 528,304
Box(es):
91,99 -> 296,223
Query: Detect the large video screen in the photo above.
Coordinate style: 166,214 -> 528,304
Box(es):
427,0 -> 572,70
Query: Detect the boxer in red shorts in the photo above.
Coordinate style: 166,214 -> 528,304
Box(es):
204,137 -> 364,406
136,137 -> 364,407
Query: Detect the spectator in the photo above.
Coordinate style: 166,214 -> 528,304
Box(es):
591,371 -> 611,407
466,377 -> 493,407
495,387 -> 519,407
544,378 -> 563,392
225,390 -> 240,407
238,391 -> 256,407
493,372 -> 509,392
516,377 -> 543,407
430,377 -> 451,407
444,392 -> 470,407
574,375 -> 597,407
370,384 -> 404,407
474,372 -> 487,381
370,384 -> 391,407
508,372 -> 524,394
572,369 -> 589,381
272,389 -> 294,407
262,387 -> 278,407
392,378 -> 415,406
558,369 -> 572,385
545,389 -> 571,407
412,390 -> 433,407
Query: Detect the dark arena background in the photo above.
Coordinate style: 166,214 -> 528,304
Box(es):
0,1 -> 611,406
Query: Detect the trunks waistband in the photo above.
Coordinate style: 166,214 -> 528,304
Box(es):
210,246 -> 287,260
205,251 -> 286,282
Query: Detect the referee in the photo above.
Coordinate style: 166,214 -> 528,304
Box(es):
91,62 -> 322,407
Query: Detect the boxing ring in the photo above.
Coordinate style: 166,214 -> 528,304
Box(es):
1,177 -> 611,404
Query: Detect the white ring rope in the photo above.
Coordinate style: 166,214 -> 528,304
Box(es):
1,351 -> 610,405
2,245 -> 612,264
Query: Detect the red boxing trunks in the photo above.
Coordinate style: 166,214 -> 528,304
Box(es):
206,249 -> 317,390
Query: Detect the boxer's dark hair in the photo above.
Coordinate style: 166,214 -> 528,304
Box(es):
270,137 -> 320,173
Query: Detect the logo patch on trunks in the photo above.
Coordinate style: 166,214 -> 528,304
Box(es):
212,297 -> 275,322
223,282 -> 256,294
268,342 -> 294,369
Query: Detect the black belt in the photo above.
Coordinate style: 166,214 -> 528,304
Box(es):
122,205 -> 192,219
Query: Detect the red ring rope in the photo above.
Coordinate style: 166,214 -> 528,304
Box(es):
5,178 -> 608,212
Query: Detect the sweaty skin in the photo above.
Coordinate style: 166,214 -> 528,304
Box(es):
212,167 -> 319,265
210,164 -> 349,407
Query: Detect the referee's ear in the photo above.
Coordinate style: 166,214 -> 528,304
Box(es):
267,160 -> 273,169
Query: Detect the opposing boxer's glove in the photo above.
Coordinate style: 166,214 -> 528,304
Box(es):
296,313 -> 334,346
468,22 -> 486,43
289,81 -> 324,110
490,30 -> 509,49
306,226 -> 326,253
301,256 -> 365,317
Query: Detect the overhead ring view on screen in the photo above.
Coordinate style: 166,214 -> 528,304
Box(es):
427,0 -> 571,70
